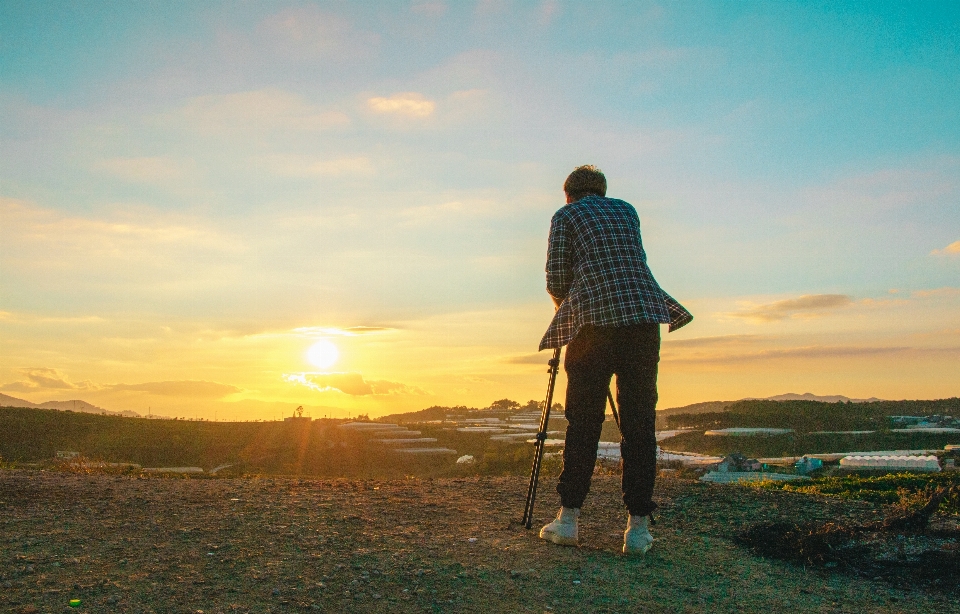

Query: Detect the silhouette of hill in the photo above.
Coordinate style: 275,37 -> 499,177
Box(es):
0,393 -> 141,417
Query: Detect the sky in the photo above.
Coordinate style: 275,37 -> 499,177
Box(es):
1,0 -> 959,420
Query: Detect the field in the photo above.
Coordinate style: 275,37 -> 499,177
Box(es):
660,430 -> 959,459
0,406 -> 545,477
2,469 -> 957,613
659,398 -> 960,458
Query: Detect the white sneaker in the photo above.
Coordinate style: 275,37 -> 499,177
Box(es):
623,514 -> 654,555
539,507 -> 580,546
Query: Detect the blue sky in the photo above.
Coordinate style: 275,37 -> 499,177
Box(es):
1,1 -> 958,418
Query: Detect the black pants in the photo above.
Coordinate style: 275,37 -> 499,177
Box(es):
556,323 -> 660,517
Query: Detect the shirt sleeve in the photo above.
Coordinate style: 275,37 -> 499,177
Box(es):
545,211 -> 572,303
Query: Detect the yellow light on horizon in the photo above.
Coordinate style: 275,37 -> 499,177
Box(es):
307,339 -> 339,369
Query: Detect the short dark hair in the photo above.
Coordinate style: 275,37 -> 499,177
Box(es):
563,165 -> 606,201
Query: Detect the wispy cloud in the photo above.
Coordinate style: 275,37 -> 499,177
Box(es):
411,1 -> 447,18
667,345 -> 912,364
729,294 -> 854,322
0,368 -> 96,392
911,287 -> 960,298
0,369 -> 240,398
97,156 -> 191,184
258,6 -> 380,61
505,353 -> 553,365
0,311 -> 106,325
931,240 -> 960,256
663,334 -> 761,348
258,154 -> 374,178
367,92 -> 435,117
538,0 -> 560,25
107,381 -> 241,397
290,326 -> 394,337
283,372 -> 425,396
162,89 -> 346,135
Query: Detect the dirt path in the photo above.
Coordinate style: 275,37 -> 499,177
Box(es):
0,470 -> 951,613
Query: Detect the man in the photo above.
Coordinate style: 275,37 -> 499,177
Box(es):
538,165 -> 692,555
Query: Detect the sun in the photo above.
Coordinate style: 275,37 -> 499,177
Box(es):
307,339 -> 339,369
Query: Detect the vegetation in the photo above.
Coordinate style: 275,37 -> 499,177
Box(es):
660,430 -> 959,458
0,406 -> 549,478
665,398 -> 960,431
658,398 -> 960,457
756,472 -> 960,516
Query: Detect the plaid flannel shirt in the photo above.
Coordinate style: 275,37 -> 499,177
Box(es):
539,195 -> 693,350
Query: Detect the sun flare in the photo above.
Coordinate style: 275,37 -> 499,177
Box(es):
307,339 -> 339,369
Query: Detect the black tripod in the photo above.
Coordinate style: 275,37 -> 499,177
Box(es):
522,349 -> 621,529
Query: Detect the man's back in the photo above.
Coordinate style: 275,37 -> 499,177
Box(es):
540,195 -> 691,350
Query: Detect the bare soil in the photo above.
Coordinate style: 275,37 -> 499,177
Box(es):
1,469 -> 955,613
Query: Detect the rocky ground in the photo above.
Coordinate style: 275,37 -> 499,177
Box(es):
1,469 -> 956,613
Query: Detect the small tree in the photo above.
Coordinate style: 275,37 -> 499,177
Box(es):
489,399 -> 521,411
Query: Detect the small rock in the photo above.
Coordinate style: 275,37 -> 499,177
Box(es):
573,580 -> 581,585
272,588 -> 281,596
468,538 -> 478,543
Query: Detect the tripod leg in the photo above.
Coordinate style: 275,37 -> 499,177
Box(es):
522,347 -> 562,529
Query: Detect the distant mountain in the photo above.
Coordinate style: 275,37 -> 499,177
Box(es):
0,393 -> 140,418
0,393 -> 40,408
756,393 -> 884,403
658,393 -> 885,416
657,400 -> 737,417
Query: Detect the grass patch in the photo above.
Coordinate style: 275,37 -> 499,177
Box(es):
755,472 -> 960,514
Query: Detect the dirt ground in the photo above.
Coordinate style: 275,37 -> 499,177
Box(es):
0,470 -> 955,613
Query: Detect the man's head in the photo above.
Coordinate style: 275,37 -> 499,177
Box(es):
563,165 -> 607,203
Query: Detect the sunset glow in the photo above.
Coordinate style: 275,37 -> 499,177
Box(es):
1,2 -> 957,420
307,340 -> 340,370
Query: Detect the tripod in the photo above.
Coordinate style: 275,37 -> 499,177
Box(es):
522,348 -> 621,529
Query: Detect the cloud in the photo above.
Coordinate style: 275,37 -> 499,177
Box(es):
911,287 -> 960,298
290,326 -> 394,337
931,240 -> 960,256
0,310 -> 106,325
729,294 -> 854,322
538,0 -> 560,25
505,353 -> 555,365
0,198 -> 240,282
663,334 -> 761,348
667,345 -> 914,364
258,154 -> 374,178
411,1 -> 447,17
97,156 -> 189,184
106,381 -> 241,397
0,368 -> 96,392
0,370 -> 239,398
367,92 -> 435,117
283,372 -> 424,396
258,6 -> 379,61
164,89 -> 346,135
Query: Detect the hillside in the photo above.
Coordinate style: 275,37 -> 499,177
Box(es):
0,393 -> 140,417
664,398 -> 960,431
659,398 -> 960,457
1,470 -> 955,612
0,406 -> 545,477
